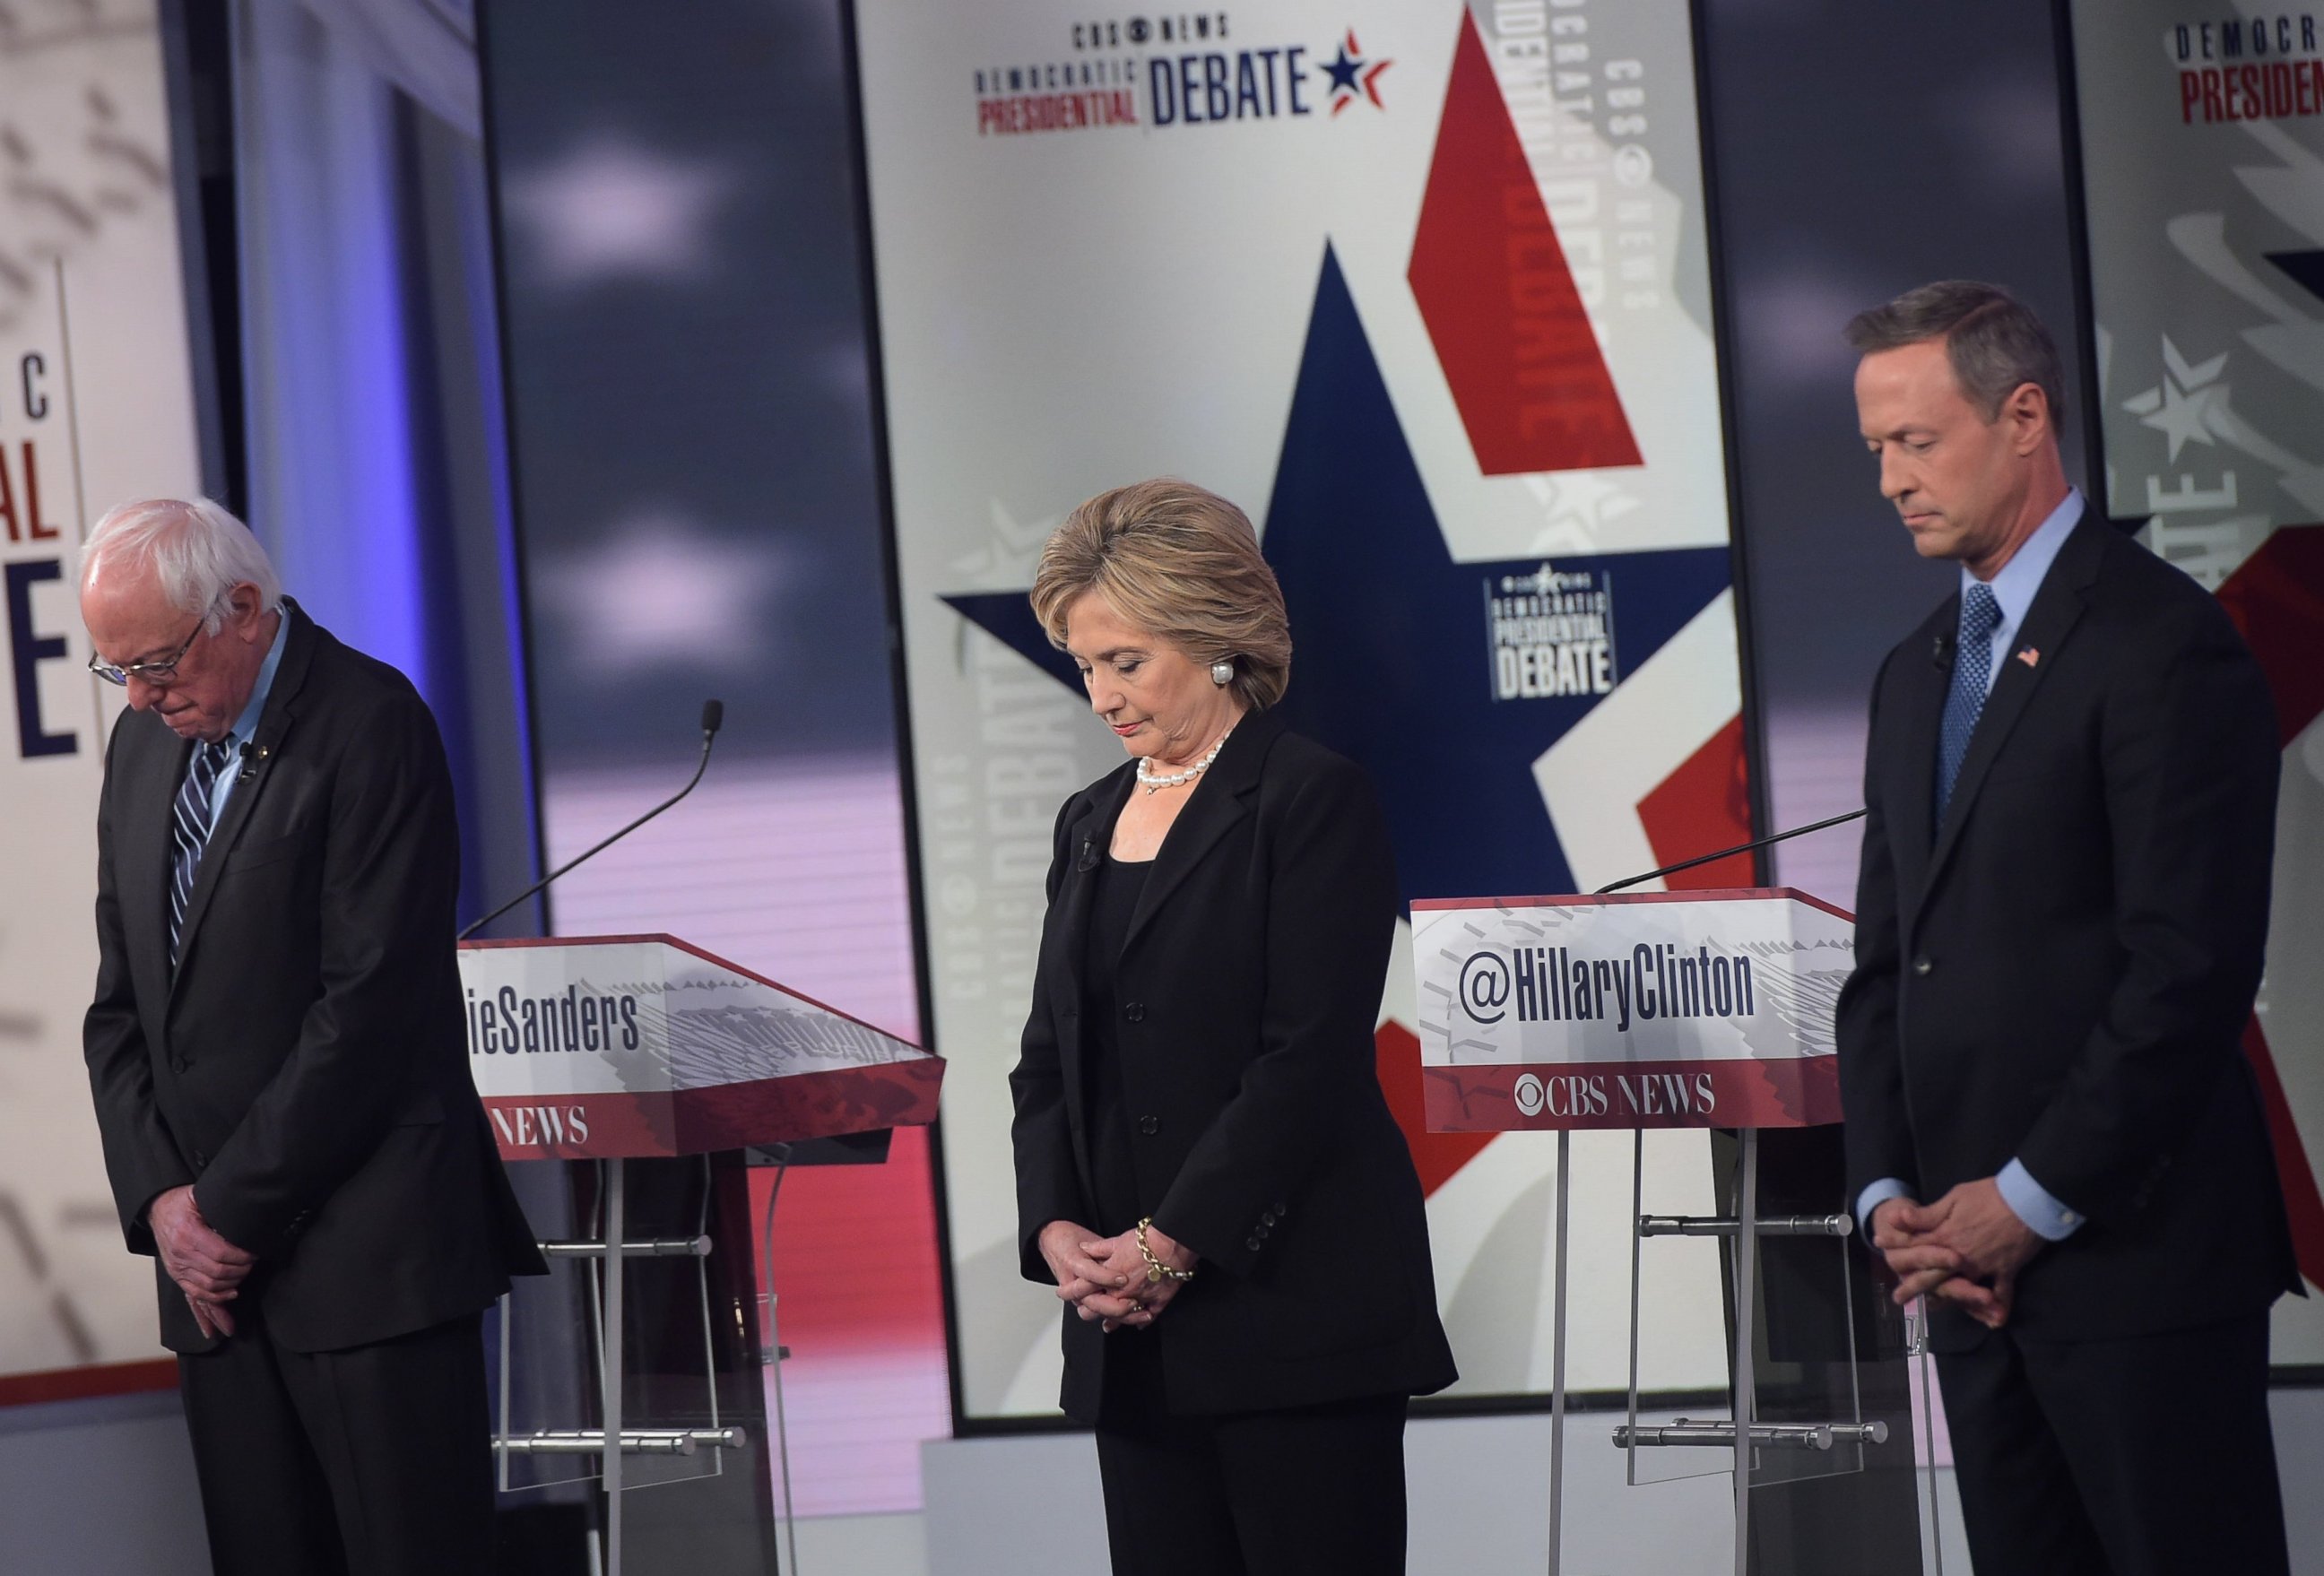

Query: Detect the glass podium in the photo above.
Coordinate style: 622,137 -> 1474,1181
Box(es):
460,935 -> 942,1576
1413,888 -> 1937,1574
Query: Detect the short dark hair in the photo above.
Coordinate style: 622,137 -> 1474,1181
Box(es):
1844,281 -> 2067,429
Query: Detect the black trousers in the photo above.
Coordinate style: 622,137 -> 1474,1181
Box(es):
178,1307 -> 495,1576
1093,1332 -> 1410,1576
1935,1312 -> 2287,1576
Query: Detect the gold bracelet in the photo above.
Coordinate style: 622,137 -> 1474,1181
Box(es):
1136,1217 -> 1194,1284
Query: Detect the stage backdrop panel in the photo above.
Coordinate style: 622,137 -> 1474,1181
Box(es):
856,0 -> 1754,1420
0,0 -> 205,1395
2065,1 -> 2324,1365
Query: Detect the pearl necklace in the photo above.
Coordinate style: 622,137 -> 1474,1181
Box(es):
1136,727 -> 1232,794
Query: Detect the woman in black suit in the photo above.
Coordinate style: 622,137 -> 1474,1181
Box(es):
1010,480 -> 1456,1576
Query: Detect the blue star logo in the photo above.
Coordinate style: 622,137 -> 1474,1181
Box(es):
1319,29 -> 1391,114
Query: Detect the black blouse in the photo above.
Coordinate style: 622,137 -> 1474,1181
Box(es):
1081,853 -> 1150,1234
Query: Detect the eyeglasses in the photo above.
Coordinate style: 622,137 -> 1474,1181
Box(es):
88,615 -> 209,688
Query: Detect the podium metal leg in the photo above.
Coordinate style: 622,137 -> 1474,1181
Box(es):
1731,1130 -> 1759,1576
757,1145 -> 803,1576
1547,1129 -> 1570,1576
603,1157 -> 626,1576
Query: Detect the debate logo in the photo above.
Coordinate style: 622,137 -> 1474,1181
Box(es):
973,15 -> 1390,136
1485,561 -> 1617,701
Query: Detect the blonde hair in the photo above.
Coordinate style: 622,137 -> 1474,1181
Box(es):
1029,479 -> 1292,711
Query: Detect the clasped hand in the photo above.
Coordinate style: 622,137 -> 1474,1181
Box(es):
150,1184 -> 255,1339
1038,1219 -> 1198,1333
1871,1177 -> 2042,1329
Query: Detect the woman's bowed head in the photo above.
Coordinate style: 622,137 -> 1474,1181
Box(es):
1032,478 -> 1292,791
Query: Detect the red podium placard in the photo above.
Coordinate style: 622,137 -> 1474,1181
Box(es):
458,934 -> 941,1160
1412,889 -> 1852,1132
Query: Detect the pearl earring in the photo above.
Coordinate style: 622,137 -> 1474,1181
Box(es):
1210,661 -> 1234,687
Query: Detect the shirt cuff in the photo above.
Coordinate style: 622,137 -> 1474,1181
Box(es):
1997,1158 -> 2084,1242
1856,1177 -> 1911,1235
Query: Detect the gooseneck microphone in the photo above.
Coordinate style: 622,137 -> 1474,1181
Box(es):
457,699 -> 725,940
1593,806 -> 1868,896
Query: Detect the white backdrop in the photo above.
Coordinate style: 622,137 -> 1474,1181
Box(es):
856,0 -> 1752,1418
0,0 -> 204,1388
2068,0 -> 2324,1364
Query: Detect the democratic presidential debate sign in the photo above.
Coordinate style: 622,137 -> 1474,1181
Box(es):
855,0 -> 1745,1416
1414,892 -> 1851,1133
0,1 -> 209,1399
457,937 -> 941,1161
2066,1 -> 2324,1366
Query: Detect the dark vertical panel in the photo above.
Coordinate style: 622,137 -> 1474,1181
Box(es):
1700,0 -> 2086,906
1697,6 -> 2089,1564
480,0 -> 898,768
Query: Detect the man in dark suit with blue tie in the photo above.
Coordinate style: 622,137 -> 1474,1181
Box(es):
76,497 -> 542,1576
1834,282 -> 2300,1575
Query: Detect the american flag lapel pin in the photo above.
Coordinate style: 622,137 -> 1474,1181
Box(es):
2016,646 -> 2040,669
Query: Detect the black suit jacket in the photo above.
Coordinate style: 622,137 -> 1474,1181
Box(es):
84,602 -> 543,1355
1836,516 -> 2300,1350
1010,710 -> 1458,1421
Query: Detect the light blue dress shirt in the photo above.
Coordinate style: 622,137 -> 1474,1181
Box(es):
1856,492 -> 2088,1244
199,609 -> 289,834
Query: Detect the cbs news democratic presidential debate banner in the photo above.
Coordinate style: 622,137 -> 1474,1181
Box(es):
1415,891 -> 1851,1132
2068,1 -> 2324,1365
855,0 -> 1747,1417
0,0 -> 207,1398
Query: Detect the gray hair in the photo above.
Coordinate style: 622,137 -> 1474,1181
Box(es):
1843,281 -> 2067,429
80,498 -> 282,633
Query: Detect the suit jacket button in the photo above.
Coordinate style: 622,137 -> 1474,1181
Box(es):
1273,1201 -> 1288,1216
1246,1236 -> 1262,1252
192,1149 -> 209,1168
1912,957 -> 1933,976
1262,1212 -> 1277,1225
1255,1223 -> 1270,1239
1139,1115 -> 1160,1136
1123,1001 -> 1146,1023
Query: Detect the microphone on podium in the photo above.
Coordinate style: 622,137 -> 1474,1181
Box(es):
1594,806 -> 1868,896
457,699 -> 725,940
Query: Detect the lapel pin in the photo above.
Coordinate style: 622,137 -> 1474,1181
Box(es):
2015,646 -> 2040,669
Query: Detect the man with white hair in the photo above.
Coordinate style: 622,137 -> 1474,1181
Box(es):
77,497 -> 542,1576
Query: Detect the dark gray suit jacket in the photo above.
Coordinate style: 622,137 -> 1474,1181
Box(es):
1010,709 -> 1458,1420
84,602 -> 542,1355
1836,518 -> 2300,1350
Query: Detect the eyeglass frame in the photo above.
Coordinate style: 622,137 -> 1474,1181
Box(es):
85,599 -> 228,688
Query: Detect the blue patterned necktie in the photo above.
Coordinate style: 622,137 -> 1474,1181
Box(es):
169,740 -> 233,968
1936,582 -> 2002,822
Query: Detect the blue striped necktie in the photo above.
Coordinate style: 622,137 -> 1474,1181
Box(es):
1936,582 -> 2002,822
169,740 -> 233,968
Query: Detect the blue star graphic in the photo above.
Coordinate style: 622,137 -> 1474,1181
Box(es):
1322,43 -> 1364,97
943,244 -> 1732,906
